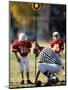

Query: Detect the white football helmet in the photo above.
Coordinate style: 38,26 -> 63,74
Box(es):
18,33 -> 27,40
53,32 -> 60,38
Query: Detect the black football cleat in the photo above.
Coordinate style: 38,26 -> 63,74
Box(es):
45,76 -> 59,86
27,80 -> 33,84
20,80 -> 24,84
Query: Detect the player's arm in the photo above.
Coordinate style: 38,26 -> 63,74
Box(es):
60,40 -> 64,51
59,40 -> 64,55
15,52 -> 20,63
26,40 -> 32,53
50,40 -> 55,48
12,41 -> 20,62
26,40 -> 32,48
12,41 -> 18,53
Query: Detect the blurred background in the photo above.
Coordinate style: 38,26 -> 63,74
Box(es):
9,2 -> 66,43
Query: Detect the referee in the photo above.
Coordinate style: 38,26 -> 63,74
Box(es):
33,43 -> 64,85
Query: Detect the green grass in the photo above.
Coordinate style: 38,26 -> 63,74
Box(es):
9,49 -> 65,88
10,53 -> 48,88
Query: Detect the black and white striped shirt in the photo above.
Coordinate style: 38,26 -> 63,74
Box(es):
39,48 -> 62,65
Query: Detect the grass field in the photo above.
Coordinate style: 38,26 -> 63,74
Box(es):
9,42 -> 66,88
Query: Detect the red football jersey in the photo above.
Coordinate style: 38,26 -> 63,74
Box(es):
12,40 -> 32,57
50,39 -> 64,56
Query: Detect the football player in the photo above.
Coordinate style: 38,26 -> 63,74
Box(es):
12,33 -> 33,84
33,41 -> 44,58
50,32 -> 64,56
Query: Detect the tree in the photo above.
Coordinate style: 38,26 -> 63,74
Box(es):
9,1 -> 36,27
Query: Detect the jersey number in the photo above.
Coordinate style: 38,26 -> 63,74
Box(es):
20,47 -> 28,53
